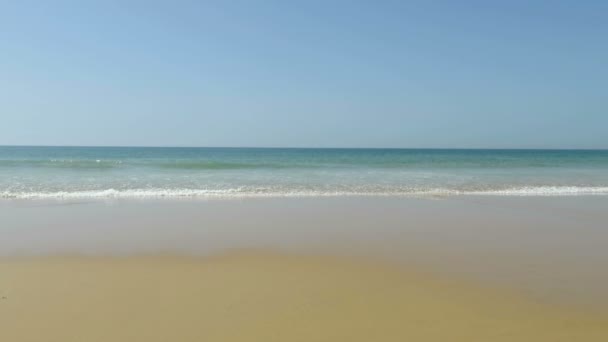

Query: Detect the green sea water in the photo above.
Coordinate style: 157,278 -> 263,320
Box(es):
1,146 -> 608,199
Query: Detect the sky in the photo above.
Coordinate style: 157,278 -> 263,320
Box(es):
1,1 -> 606,149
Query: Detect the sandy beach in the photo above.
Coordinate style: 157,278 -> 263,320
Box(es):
1,196 -> 608,340
4,0 -> 607,339
1,252 -> 607,342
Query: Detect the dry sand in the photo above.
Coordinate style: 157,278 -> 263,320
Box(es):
1,252 -> 607,342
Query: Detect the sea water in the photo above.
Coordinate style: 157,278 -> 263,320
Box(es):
1,146 -> 607,199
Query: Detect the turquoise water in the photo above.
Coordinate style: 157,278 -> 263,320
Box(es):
1,146 -> 608,199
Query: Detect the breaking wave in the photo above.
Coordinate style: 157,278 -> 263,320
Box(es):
2,186 -> 608,200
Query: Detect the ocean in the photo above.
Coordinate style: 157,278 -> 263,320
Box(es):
1,146 -> 607,199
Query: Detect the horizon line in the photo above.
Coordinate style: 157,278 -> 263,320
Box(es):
1,145 -> 607,151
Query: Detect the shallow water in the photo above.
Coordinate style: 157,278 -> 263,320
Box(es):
1,146 -> 608,198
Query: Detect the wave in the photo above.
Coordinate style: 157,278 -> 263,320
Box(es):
155,161 -> 290,170
0,159 -> 309,170
5,157 -> 608,171
467,186 -> 608,196
0,159 -> 122,169
2,186 -> 608,199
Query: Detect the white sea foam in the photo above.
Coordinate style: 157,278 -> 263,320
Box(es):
467,186 -> 608,196
2,186 -> 608,200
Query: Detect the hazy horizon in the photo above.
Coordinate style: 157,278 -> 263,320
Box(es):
1,144 -> 608,151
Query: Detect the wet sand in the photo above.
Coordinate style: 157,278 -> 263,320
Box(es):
1,196 -> 608,340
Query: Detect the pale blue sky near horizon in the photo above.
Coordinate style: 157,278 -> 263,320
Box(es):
1,1 -> 606,149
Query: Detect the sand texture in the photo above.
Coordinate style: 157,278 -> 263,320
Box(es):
1,252 -> 607,342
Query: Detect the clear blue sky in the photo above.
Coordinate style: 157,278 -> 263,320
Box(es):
1,1 -> 606,148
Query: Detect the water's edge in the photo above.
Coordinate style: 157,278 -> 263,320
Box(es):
2,147 -> 608,199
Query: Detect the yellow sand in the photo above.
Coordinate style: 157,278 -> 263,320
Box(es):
1,252 -> 607,342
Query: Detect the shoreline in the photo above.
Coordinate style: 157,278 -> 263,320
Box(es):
3,185 -> 608,200
2,196 -> 608,310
